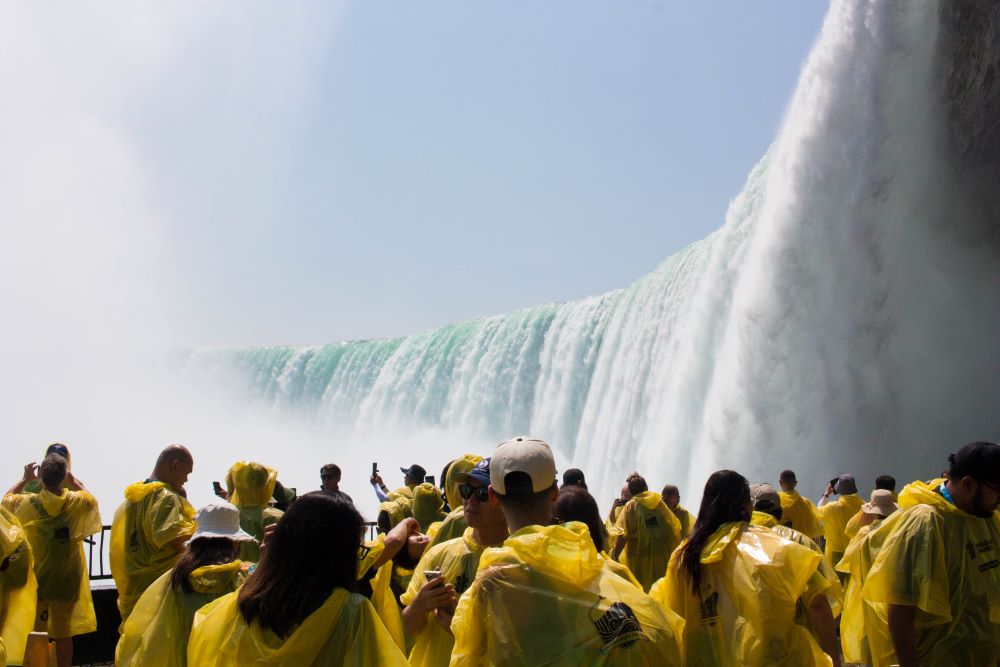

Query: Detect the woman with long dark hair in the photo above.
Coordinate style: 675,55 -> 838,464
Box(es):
188,492 -> 408,666
116,501 -> 254,667
652,470 -> 841,666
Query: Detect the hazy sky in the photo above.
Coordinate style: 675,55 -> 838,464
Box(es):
1,2 -> 829,350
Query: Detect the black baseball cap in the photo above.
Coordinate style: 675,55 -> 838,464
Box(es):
948,442 -> 1000,485
401,464 -> 427,480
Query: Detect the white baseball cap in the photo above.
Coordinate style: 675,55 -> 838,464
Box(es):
185,501 -> 257,545
490,436 -> 557,496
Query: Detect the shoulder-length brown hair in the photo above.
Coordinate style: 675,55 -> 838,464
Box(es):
237,491 -> 362,638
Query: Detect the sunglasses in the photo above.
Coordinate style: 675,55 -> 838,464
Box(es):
320,474 -> 337,480
459,483 -> 489,502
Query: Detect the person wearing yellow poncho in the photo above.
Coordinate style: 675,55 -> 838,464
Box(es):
1,504 -> 37,667
749,484 -> 843,629
778,469 -> 824,539
654,470 -> 840,667
605,483 -> 632,540
412,482 -> 447,532
4,454 -> 101,667
610,473 -> 682,592
356,515 -> 427,652
372,463 -> 425,503
427,455 -> 482,549
223,461 -> 285,562
817,474 -> 863,574
661,485 -> 696,539
554,484 -> 645,589
862,442 -> 1000,666
843,475 -> 897,542
402,457 -> 508,667
111,445 -> 197,623
188,492 -> 408,666
833,489 -> 897,667
116,501 -> 254,667
450,437 -> 682,665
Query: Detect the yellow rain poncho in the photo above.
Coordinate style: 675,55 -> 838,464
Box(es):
402,527 -> 491,667
388,486 -> 415,501
444,454 -> 482,512
111,481 -> 197,621
657,521 -> 831,666
779,490 -> 823,539
611,491 -> 682,592
0,506 -> 37,666
187,587 -> 409,666
225,462 -> 281,562
671,505 -> 696,539
412,483 -> 447,533
450,521 -> 683,666
116,560 -> 244,667
862,479 -> 1000,665
843,510 -> 863,541
3,488 -> 102,638
427,507 -> 468,549
817,493 -> 862,568
834,519 -> 892,666
603,554 -> 644,589
357,536 -> 406,651
750,511 -> 842,619
379,498 -> 413,530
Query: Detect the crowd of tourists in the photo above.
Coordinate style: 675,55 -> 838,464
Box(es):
1,437 -> 999,666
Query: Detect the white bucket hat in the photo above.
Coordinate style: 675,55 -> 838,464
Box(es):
861,489 -> 898,518
185,501 -> 257,545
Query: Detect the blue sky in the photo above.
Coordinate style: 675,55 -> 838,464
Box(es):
2,1 -> 829,349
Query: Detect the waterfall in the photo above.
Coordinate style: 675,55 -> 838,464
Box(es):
186,0 -> 1000,505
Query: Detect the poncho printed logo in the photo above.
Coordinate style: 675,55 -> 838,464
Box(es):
593,602 -> 644,652
699,591 -> 719,626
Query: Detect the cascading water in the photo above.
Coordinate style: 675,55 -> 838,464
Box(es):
187,0 -> 1000,505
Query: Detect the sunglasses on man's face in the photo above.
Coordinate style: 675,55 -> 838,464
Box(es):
320,474 -> 336,480
459,483 -> 489,502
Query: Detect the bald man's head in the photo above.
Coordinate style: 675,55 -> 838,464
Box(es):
152,444 -> 194,492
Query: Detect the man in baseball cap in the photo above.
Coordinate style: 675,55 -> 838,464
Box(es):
450,437 -> 682,664
401,457 -> 507,665
371,463 -> 426,503
864,442 -> 1000,665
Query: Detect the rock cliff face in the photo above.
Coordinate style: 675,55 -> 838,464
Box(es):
938,0 -> 1000,249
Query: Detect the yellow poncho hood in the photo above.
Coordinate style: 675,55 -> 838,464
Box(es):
445,454 -> 482,511
226,461 -> 278,508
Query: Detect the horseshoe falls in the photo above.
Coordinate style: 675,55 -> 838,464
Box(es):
186,0 -> 1000,505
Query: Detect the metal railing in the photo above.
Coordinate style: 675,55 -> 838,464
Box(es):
86,525 -> 113,581
87,522 -> 382,581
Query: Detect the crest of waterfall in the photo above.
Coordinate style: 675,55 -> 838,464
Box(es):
187,0 -> 1000,504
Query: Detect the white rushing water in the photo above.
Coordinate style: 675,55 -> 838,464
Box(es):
187,0 -> 1000,508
